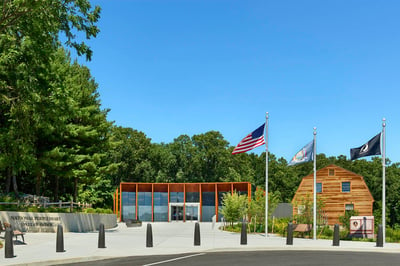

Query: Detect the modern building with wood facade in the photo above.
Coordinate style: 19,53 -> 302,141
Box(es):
114,182 -> 251,222
292,165 -> 374,225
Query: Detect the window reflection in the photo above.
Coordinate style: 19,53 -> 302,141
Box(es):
121,192 -> 136,221
154,192 -> 168,221
170,192 -> 184,203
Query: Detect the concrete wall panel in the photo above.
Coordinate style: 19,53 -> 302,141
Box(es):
0,211 -> 117,232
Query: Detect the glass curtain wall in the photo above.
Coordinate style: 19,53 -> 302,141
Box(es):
154,192 -> 168,221
185,192 -> 200,221
185,205 -> 199,221
119,182 -> 249,222
185,192 -> 199,203
170,192 -> 184,203
201,191 -> 215,221
121,192 -> 136,221
138,192 -> 152,221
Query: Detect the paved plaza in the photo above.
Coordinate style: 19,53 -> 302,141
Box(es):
1,222 -> 400,265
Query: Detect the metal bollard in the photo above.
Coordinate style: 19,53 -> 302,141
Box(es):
286,222 -> 293,245
5,227 -> 14,258
240,221 -> 247,245
56,224 -> 65,252
376,224 -> 383,247
146,223 -> 153,248
98,223 -> 106,248
194,222 -> 201,246
333,224 -> 340,246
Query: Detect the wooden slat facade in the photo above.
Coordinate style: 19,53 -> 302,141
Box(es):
292,165 -> 374,225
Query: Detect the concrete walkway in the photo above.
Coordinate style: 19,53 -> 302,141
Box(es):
1,222 -> 399,265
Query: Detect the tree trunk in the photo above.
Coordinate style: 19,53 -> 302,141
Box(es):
5,167 -> 11,193
73,177 -> 78,202
12,172 -> 19,198
36,171 -> 41,196
54,176 -> 59,201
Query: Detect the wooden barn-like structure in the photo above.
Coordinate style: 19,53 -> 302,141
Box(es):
292,165 -> 374,225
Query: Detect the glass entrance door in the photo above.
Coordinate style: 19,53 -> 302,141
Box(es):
170,205 -> 184,221
169,203 -> 200,222
185,205 -> 199,221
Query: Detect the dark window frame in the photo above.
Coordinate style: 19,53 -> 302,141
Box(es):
342,182 -> 351,192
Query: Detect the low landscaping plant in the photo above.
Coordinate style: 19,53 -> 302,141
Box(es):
83,208 -> 113,214
221,222 -> 243,233
270,217 -> 291,235
317,226 -> 333,239
386,227 -> 400,243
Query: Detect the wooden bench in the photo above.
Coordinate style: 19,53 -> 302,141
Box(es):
293,224 -> 312,233
0,221 -> 25,243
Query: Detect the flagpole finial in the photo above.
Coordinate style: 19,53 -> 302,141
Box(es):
382,118 -> 386,127
313,127 -> 317,135
266,112 -> 269,118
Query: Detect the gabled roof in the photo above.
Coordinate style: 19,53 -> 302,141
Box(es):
292,164 -> 374,203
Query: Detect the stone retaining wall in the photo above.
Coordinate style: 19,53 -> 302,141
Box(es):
0,211 -> 117,232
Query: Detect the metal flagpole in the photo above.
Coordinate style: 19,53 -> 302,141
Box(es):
265,112 -> 269,237
382,118 -> 386,245
313,127 -> 317,240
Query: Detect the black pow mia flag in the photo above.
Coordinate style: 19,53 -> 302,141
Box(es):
350,133 -> 381,160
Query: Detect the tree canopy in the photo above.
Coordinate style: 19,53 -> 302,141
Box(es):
1,0 -> 400,230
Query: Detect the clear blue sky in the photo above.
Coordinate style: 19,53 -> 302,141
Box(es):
77,0 -> 400,163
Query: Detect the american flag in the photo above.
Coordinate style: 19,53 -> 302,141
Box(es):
232,124 -> 265,154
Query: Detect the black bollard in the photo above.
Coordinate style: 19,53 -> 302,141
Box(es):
286,222 -> 293,245
376,224 -> 383,247
5,227 -> 14,258
146,223 -> 153,248
240,221 -> 247,245
56,224 -> 65,252
194,222 -> 201,246
98,223 -> 106,248
333,224 -> 340,246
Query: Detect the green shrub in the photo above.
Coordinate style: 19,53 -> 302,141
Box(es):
386,227 -> 400,243
82,208 -> 112,214
338,210 -> 359,230
271,218 -> 291,236
221,222 -> 242,233
319,226 -> 333,239
96,208 -> 113,214
0,195 -> 15,202
27,206 -> 40,212
0,204 -> 18,211
83,208 -> 96,213
340,228 -> 350,239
